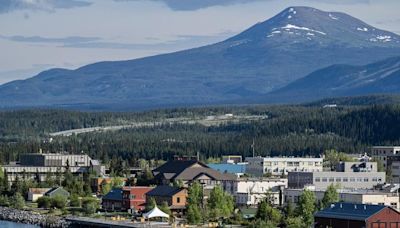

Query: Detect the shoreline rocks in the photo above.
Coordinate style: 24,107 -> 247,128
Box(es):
0,206 -> 70,227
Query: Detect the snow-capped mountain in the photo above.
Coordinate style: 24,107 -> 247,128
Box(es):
1,6 -> 400,110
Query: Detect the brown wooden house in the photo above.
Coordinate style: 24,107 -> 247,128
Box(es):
146,185 -> 187,213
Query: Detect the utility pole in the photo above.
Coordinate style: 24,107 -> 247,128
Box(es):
251,138 -> 255,157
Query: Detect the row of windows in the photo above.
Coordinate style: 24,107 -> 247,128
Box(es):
314,177 -> 382,182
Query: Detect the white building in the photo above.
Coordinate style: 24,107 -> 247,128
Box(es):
245,157 -> 323,176
285,187 -> 400,211
224,178 -> 287,207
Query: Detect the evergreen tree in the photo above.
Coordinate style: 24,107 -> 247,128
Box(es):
186,182 -> 203,224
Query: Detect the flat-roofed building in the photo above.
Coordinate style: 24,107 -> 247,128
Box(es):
371,146 -> 400,168
224,177 -> 287,207
285,188 -> 400,211
288,171 -> 385,190
1,153 -> 104,183
392,161 -> 400,183
245,157 -> 323,176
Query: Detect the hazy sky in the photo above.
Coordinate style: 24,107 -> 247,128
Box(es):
1,0 -> 399,84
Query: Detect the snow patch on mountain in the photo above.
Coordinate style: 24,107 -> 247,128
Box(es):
357,27 -> 368,32
329,13 -> 338,20
281,24 -> 326,35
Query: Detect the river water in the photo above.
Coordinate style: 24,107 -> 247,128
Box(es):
0,220 -> 39,227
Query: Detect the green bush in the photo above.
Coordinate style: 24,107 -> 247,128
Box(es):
70,194 -> 81,207
0,195 -> 10,206
37,196 -> 52,209
51,195 -> 68,209
82,197 -> 99,215
11,193 -> 25,209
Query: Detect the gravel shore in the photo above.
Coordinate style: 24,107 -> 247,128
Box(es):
0,206 -> 69,228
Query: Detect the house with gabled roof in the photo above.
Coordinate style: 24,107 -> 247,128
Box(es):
314,202 -> 400,228
146,185 -> 187,213
152,159 -> 236,190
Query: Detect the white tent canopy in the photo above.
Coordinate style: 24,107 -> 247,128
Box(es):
143,205 -> 170,219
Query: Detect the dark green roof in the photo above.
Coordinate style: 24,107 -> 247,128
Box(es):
314,203 -> 387,221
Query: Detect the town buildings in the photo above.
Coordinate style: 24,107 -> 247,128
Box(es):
285,187 -> 400,211
314,203 -> 400,228
224,177 -> 287,207
27,188 -> 51,202
146,185 -> 187,213
371,146 -> 400,183
371,146 -> 400,168
152,159 -> 236,191
122,186 -> 154,212
288,161 -> 386,190
245,157 -> 323,176
1,153 -> 105,182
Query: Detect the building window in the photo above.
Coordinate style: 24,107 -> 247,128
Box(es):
343,178 -> 348,182
335,177 -> 341,182
315,178 -> 320,182
350,178 -> 355,182
357,178 -> 362,182
177,197 -> 180,203
329,178 -> 334,182
363,178 -> 369,182
129,194 -> 135,199
322,178 -> 327,182
372,177 -> 377,181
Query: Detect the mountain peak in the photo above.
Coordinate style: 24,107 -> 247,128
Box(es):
228,6 -> 399,46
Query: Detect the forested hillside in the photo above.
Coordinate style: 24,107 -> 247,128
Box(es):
1,105 -> 400,164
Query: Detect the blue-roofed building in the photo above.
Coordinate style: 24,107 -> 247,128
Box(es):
207,163 -> 246,177
102,188 -> 123,211
314,202 -> 400,228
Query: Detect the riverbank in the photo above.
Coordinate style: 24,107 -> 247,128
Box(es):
0,206 -> 69,228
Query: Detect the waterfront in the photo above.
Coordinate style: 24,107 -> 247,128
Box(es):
0,220 -> 39,227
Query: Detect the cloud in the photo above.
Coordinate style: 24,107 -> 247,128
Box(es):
114,0 -> 262,11
0,0 -> 92,13
62,33 -> 233,50
0,32 -> 234,50
0,35 -> 100,44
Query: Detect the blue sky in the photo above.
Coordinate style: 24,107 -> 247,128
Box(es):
0,0 -> 399,84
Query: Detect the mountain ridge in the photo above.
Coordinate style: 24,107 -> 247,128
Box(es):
1,6 -> 400,110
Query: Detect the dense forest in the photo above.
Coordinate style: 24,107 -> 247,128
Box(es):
1,104 -> 400,165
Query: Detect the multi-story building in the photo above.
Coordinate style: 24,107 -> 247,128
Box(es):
371,146 -> 400,168
288,162 -> 386,190
224,177 -> 287,207
392,161 -> 400,183
285,187 -> 400,211
245,157 -> 323,176
1,153 -> 105,182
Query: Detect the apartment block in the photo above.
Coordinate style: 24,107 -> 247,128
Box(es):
245,157 -> 323,176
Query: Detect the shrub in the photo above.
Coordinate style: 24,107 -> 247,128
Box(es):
37,196 -> 52,209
